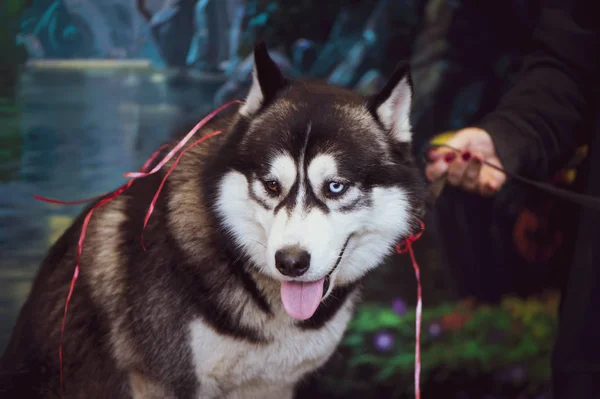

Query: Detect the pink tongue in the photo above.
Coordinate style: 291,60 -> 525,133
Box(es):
280,279 -> 325,320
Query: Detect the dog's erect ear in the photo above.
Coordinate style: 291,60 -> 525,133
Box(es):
239,41 -> 287,117
368,62 -> 413,142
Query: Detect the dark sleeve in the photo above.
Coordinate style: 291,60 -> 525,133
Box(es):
476,0 -> 599,179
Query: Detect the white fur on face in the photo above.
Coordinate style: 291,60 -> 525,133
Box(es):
333,186 -> 412,283
215,154 -> 297,274
216,171 -> 271,272
216,151 -> 413,289
376,76 -> 412,142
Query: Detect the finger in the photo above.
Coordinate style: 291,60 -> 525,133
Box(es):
462,155 -> 483,191
484,167 -> 507,190
425,158 -> 449,182
480,180 -> 499,197
446,151 -> 469,186
479,167 -> 507,197
426,148 -> 440,162
426,147 -> 452,163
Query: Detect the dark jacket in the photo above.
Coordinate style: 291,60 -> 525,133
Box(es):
411,0 -> 572,304
476,0 -> 600,396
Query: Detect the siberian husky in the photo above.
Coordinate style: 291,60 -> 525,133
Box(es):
0,42 -> 425,398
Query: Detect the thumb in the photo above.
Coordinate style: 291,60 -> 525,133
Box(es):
443,129 -> 473,153
428,129 -> 472,161
425,156 -> 451,182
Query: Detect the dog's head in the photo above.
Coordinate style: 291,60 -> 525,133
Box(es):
213,42 -> 424,320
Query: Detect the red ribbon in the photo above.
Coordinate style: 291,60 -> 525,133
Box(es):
34,97 -> 426,399
124,100 -> 241,180
37,144 -> 167,397
396,219 -> 425,399
140,130 -> 223,250
35,101 -> 239,398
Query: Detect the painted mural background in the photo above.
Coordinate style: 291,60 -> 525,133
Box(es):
1,1 -> 577,397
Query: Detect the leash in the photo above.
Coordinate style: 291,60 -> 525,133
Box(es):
426,143 -> 600,211
406,140 -> 600,397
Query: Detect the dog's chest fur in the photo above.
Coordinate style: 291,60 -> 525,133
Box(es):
174,271 -> 355,398
188,292 -> 356,398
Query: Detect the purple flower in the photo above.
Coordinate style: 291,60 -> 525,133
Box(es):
392,297 -> 407,316
510,366 -> 526,382
373,332 -> 394,352
428,322 -> 442,338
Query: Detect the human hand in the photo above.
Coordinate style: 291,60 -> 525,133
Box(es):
425,127 -> 506,197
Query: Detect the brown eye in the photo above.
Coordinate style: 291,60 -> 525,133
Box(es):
264,180 -> 280,195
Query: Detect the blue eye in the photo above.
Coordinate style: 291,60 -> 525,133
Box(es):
328,181 -> 346,195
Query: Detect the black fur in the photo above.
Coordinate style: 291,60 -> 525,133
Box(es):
1,43 -> 425,398
253,41 -> 288,109
367,60 -> 413,124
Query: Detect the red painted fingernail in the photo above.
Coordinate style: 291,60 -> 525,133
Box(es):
462,151 -> 471,161
486,182 -> 498,192
444,153 -> 456,163
474,156 -> 483,164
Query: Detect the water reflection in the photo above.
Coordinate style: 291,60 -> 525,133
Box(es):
0,67 -> 224,350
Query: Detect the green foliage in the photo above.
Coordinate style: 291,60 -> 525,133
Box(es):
0,0 -> 30,99
0,0 -> 29,56
3,0 -> 29,17
0,98 -> 22,182
325,293 -> 559,396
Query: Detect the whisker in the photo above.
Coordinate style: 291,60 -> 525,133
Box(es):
249,239 -> 267,249
230,252 -> 246,267
328,293 -> 341,301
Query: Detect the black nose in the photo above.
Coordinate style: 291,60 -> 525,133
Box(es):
275,247 -> 311,277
